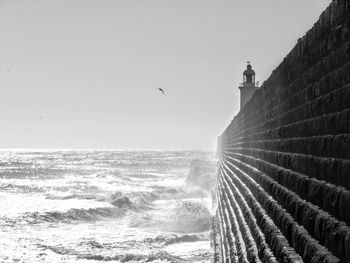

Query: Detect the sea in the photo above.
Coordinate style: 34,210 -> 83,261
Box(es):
0,150 -> 215,263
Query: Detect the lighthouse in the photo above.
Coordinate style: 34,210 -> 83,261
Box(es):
238,62 -> 258,109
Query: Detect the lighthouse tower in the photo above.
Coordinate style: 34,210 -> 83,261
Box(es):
238,62 -> 258,109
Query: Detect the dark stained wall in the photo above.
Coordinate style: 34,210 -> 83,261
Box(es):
215,1 -> 350,262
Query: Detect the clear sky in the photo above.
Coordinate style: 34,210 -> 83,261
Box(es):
0,0 -> 331,150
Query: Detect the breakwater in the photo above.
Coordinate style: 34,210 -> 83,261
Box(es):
214,1 -> 350,262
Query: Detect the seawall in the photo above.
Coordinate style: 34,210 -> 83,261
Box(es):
214,1 -> 350,263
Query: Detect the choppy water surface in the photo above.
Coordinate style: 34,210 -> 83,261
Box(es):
0,150 -> 214,263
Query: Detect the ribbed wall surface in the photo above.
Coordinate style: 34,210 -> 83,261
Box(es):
214,1 -> 350,263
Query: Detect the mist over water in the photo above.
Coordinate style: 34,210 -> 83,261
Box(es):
0,150 -> 215,263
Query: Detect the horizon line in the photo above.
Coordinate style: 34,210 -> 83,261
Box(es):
0,148 -> 215,152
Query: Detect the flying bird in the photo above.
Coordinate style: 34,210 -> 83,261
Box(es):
157,87 -> 165,95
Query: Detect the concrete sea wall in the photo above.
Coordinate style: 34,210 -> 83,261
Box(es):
214,1 -> 350,262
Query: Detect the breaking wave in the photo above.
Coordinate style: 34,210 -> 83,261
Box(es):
3,206 -> 124,225
77,251 -> 184,262
45,186 -> 204,211
164,200 -> 212,233
0,150 -> 215,263
129,200 -> 212,233
108,187 -> 200,210
143,234 -> 206,245
2,187 -> 208,227
40,244 -> 185,263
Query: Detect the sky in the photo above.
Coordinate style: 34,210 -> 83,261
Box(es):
0,0 -> 331,150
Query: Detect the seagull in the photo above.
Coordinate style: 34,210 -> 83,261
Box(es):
157,87 -> 165,95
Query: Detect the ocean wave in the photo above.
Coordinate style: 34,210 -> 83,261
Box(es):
0,183 -> 45,193
78,240 -> 104,249
143,234 -> 205,246
3,206 -> 124,225
39,244 -> 78,255
77,251 -> 185,262
0,168 -> 72,179
40,243 -> 185,263
77,234 -> 206,251
111,196 -> 136,209
45,193 -> 97,200
43,186 -> 201,213
109,187 -> 206,210
128,173 -> 161,179
44,187 -> 188,211
34,207 -> 123,223
109,192 -> 153,210
129,200 -> 212,233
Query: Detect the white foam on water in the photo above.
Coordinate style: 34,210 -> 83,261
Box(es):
165,240 -> 211,261
0,150 -> 215,263
0,192 -> 112,218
